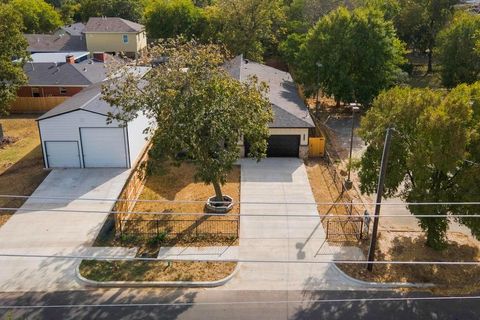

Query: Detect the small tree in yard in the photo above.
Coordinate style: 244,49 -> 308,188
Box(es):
103,39 -> 273,203
358,84 -> 480,249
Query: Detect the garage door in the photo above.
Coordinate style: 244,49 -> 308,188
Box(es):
80,128 -> 128,168
267,135 -> 300,157
45,141 -> 81,168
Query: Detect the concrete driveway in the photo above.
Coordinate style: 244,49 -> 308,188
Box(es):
222,159 -> 364,291
0,169 -> 135,292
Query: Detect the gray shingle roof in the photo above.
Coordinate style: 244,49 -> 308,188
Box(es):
24,60 -> 107,86
84,17 -> 144,33
225,55 -> 315,128
37,83 -> 119,121
25,34 -> 86,52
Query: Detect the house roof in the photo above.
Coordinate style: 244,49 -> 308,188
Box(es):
84,17 -> 144,33
25,34 -> 86,52
37,67 -> 151,121
28,52 -> 90,63
61,22 -> 86,36
24,60 -> 107,86
225,55 -> 315,128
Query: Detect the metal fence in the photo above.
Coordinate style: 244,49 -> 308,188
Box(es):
118,216 -> 240,239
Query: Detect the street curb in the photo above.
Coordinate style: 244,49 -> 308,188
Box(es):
332,263 -> 435,289
75,261 -> 240,288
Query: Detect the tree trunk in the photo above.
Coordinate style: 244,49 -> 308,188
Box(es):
427,49 -> 433,74
0,123 -> 3,141
212,180 -> 224,202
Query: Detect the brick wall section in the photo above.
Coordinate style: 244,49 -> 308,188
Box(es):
17,86 -> 84,97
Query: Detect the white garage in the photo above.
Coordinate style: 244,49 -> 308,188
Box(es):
37,84 -> 150,169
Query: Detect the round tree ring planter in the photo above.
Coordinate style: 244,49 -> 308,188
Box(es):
206,195 -> 234,214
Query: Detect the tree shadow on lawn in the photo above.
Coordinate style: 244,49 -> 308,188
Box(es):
338,232 -> 480,292
0,145 -> 49,225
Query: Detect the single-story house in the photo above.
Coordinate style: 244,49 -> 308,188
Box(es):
37,79 -> 150,169
226,55 -> 315,158
84,17 -> 147,59
17,52 -> 110,99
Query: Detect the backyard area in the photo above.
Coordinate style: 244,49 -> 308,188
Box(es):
0,115 -> 49,227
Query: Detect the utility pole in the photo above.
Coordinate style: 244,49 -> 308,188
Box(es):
345,103 -> 360,190
366,127 -> 393,272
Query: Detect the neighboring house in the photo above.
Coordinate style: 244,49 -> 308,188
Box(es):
18,53 -> 109,98
37,78 -> 150,169
226,55 -> 315,158
84,17 -> 147,59
56,22 -> 86,36
25,33 -> 87,53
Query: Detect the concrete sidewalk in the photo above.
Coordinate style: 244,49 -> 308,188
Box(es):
221,158 -> 365,291
0,169 -> 133,292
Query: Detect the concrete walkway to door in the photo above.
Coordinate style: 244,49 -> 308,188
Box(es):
0,169 -> 136,292
221,158 -> 365,291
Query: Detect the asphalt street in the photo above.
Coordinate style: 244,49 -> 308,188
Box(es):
0,288 -> 477,320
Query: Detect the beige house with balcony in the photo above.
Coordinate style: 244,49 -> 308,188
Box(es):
84,17 -> 147,59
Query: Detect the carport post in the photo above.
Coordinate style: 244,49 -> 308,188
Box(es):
366,127 -> 393,272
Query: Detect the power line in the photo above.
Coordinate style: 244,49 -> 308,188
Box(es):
0,252 -> 479,265
1,295 -> 480,309
1,194 -> 480,206
1,206 -> 480,218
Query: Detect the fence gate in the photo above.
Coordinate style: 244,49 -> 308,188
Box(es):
309,137 -> 326,157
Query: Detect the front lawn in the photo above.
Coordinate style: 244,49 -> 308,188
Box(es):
79,260 -> 236,282
0,115 -> 49,227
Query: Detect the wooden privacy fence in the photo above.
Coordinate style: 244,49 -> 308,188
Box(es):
10,97 -> 68,113
309,137 -> 326,157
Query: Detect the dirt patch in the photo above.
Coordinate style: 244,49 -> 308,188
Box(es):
0,115 -> 50,227
338,231 -> 480,294
79,260 -> 236,282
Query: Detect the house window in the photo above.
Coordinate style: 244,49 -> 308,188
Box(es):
31,87 -> 40,97
59,87 -> 67,95
122,34 -> 128,43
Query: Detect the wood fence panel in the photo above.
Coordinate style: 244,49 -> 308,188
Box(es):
10,97 -> 68,114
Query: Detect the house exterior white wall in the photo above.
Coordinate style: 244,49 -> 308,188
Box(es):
126,112 -> 150,167
38,109 -> 149,168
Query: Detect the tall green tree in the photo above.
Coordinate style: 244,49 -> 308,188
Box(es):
0,4 -> 29,116
102,39 -> 273,202
297,7 -> 406,106
394,0 -> 458,73
436,12 -> 480,88
358,84 -> 480,249
6,0 -> 62,33
144,0 -> 204,40
214,0 -> 287,61
78,0 -> 143,22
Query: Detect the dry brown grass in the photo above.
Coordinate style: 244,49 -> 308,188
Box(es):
338,231 -> 480,294
0,115 -> 49,227
79,260 -> 236,282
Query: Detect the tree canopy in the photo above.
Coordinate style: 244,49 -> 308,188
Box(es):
297,7 -> 406,106
0,4 -> 29,116
102,40 -> 273,201
358,84 -> 480,249
6,0 -> 62,33
144,0 -> 204,40
437,12 -> 480,88
78,0 -> 144,22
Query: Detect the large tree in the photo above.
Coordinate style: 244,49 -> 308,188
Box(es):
297,7 -> 406,106
436,12 -> 480,88
78,0 -> 143,22
0,4 -> 29,116
358,84 -> 480,249
102,40 -> 273,202
394,0 -> 458,73
144,0 -> 204,40
213,0 -> 286,61
6,0 -> 62,33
